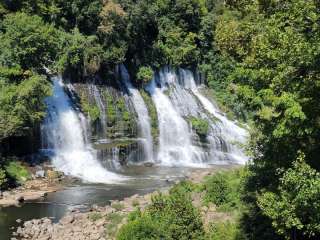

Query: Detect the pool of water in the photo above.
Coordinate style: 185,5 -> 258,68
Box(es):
0,165 -> 204,239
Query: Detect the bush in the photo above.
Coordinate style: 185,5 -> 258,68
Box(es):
117,214 -> 162,240
204,173 -> 229,206
117,189 -> 205,240
0,168 -> 7,188
88,212 -> 103,222
146,190 -> 205,239
106,212 -> 125,238
204,170 -> 244,212
207,221 -> 246,240
136,66 -> 154,85
189,117 -> 209,137
111,202 -> 125,211
5,161 -> 30,183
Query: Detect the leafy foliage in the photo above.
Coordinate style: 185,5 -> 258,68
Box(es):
0,12 -> 60,71
117,189 -> 205,240
0,73 -> 50,140
5,161 -> 30,183
136,66 -> 153,85
207,221 -> 246,240
204,169 -> 244,212
188,117 -> 209,137
258,154 -> 320,239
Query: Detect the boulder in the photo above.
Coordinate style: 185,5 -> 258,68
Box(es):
35,170 -> 45,178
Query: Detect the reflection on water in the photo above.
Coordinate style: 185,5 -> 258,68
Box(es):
0,165 -> 197,239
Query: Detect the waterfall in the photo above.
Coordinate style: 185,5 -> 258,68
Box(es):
179,69 -> 248,164
146,69 -> 205,166
90,84 -> 107,134
119,65 -> 154,162
41,76 -> 124,183
147,67 -> 248,166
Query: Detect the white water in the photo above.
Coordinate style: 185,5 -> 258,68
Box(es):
147,67 -> 248,166
119,65 -> 154,162
179,69 -> 248,164
146,69 -> 205,166
91,84 -> 107,133
41,76 -> 124,183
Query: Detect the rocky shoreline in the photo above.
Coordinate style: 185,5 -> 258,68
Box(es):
0,166 -> 69,207
12,167 -> 236,240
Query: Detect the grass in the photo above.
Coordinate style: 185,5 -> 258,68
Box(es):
5,161 -> 30,183
111,202 -> 125,211
207,221 -> 246,240
88,212 -> 103,222
105,212 -> 124,238
132,199 -> 140,207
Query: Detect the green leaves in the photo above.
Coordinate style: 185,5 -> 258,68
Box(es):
136,66 -> 154,85
258,154 -> 320,238
0,12 -> 60,71
0,73 -> 50,140
118,188 -> 205,240
56,28 -> 104,76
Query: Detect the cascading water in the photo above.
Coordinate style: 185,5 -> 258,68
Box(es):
147,67 -> 248,166
119,65 -> 154,162
146,69 -> 205,166
41,76 -> 123,183
179,69 -> 248,164
90,84 -> 107,134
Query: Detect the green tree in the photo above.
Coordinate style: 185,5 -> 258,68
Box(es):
0,12 -> 60,71
258,154 -> 320,239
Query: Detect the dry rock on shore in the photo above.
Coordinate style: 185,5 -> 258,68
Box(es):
14,193 -> 153,240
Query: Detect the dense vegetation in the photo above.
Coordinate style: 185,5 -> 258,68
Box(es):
117,169 -> 246,240
1,0 -> 320,239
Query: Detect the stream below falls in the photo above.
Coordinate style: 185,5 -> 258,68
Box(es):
0,165 -> 235,239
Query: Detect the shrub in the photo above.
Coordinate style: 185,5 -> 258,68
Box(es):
106,212 -> 124,238
111,202 -> 125,211
189,117 -> 209,137
136,66 -> 154,85
204,170 -> 244,212
88,212 -> 103,222
170,180 -> 201,194
207,221 -> 246,240
5,161 -> 30,183
204,173 -> 229,206
131,199 -> 140,207
152,190 -> 205,240
117,189 -> 205,240
0,168 -> 7,188
117,214 -> 162,240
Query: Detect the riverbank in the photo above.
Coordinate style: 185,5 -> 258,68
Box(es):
0,164 -> 70,207
0,179 -> 61,207
13,166 -> 239,240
